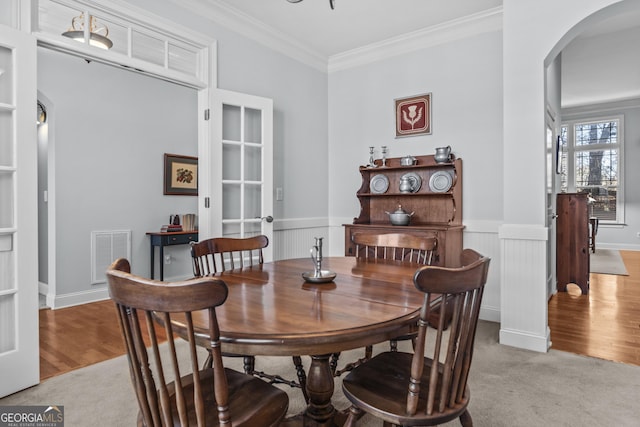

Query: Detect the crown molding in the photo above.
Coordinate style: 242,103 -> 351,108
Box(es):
328,6 -> 503,73
169,0 -> 328,72
167,1 -> 502,74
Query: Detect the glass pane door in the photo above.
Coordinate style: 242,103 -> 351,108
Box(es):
209,89 -> 273,262
0,25 -> 39,398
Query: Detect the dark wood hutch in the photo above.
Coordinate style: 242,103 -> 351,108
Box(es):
344,154 -> 464,267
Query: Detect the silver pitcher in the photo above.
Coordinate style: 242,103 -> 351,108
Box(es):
399,176 -> 412,193
434,146 -> 452,163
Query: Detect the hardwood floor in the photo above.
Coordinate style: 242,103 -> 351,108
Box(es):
39,250 -> 640,380
39,299 -> 167,380
548,250 -> 640,366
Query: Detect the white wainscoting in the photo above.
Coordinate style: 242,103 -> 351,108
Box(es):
498,224 -> 550,353
462,221 -> 501,323
273,218 -> 331,260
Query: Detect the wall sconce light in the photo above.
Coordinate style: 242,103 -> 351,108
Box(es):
62,13 -> 113,50
37,101 -> 47,125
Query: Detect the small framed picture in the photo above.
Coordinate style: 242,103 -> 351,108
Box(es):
163,153 -> 198,196
395,93 -> 432,138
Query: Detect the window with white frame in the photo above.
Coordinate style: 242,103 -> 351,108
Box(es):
560,116 -> 624,223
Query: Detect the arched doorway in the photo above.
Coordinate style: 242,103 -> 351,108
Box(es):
543,0 -> 640,362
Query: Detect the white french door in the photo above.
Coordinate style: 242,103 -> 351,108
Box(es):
206,88 -> 274,262
0,24 -> 39,397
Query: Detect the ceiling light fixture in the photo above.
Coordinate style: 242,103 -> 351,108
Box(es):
62,13 -> 113,50
286,0 -> 335,10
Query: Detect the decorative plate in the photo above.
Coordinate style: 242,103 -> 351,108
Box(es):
370,174 -> 389,194
428,171 -> 453,193
401,172 -> 422,193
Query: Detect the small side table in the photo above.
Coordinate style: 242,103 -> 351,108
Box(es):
146,231 -> 198,280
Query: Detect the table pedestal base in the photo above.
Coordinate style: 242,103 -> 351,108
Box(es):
281,354 -> 348,427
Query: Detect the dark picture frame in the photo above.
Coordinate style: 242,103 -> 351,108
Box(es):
395,93 -> 432,138
163,153 -> 198,196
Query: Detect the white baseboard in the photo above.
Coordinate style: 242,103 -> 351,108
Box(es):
50,288 -> 110,309
499,327 -> 551,353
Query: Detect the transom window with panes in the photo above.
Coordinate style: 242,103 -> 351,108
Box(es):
559,116 -> 623,223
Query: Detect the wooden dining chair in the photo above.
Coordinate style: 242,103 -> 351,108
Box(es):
341,249 -> 490,427
190,235 -> 309,403
333,232 -> 439,377
352,232 -> 438,265
106,258 -> 289,427
190,235 -> 268,276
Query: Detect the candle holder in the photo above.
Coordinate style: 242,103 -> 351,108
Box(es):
381,146 -> 388,167
302,237 -> 336,283
368,146 -> 377,168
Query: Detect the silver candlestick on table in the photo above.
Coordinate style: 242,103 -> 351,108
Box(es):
311,237 -> 323,276
303,237 -> 336,283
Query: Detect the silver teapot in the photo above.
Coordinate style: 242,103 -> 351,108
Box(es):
400,155 -> 417,166
385,205 -> 414,226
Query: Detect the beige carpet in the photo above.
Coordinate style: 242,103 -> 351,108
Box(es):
590,249 -> 629,275
2,321 -> 640,426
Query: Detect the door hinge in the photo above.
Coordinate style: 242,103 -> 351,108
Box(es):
204,109 -> 210,121
204,197 -> 210,208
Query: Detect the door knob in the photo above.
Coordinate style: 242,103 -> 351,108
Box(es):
261,215 -> 274,223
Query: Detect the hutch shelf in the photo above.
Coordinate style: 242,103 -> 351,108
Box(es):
344,154 -> 464,267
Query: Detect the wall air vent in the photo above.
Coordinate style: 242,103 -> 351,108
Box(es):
91,230 -> 131,284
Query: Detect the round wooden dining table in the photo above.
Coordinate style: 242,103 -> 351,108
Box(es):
176,256 -> 425,427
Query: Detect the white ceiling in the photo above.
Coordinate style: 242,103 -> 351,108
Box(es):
211,0 -> 502,59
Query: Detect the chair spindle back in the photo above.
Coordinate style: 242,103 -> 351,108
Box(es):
107,258 -> 231,426
409,249 -> 490,417
352,232 -> 438,265
191,235 -> 268,276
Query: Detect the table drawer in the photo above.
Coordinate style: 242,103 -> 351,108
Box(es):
164,233 -> 198,245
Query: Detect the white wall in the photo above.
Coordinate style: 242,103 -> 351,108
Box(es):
38,47 -> 198,303
562,26 -> 640,107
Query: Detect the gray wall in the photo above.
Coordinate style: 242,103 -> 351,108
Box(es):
129,0 -> 330,223
328,31 -> 504,225
38,47 -> 198,294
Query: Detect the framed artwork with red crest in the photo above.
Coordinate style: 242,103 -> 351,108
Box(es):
395,93 -> 432,137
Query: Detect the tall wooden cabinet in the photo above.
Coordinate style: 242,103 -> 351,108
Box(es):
344,154 -> 464,267
556,193 -> 590,295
